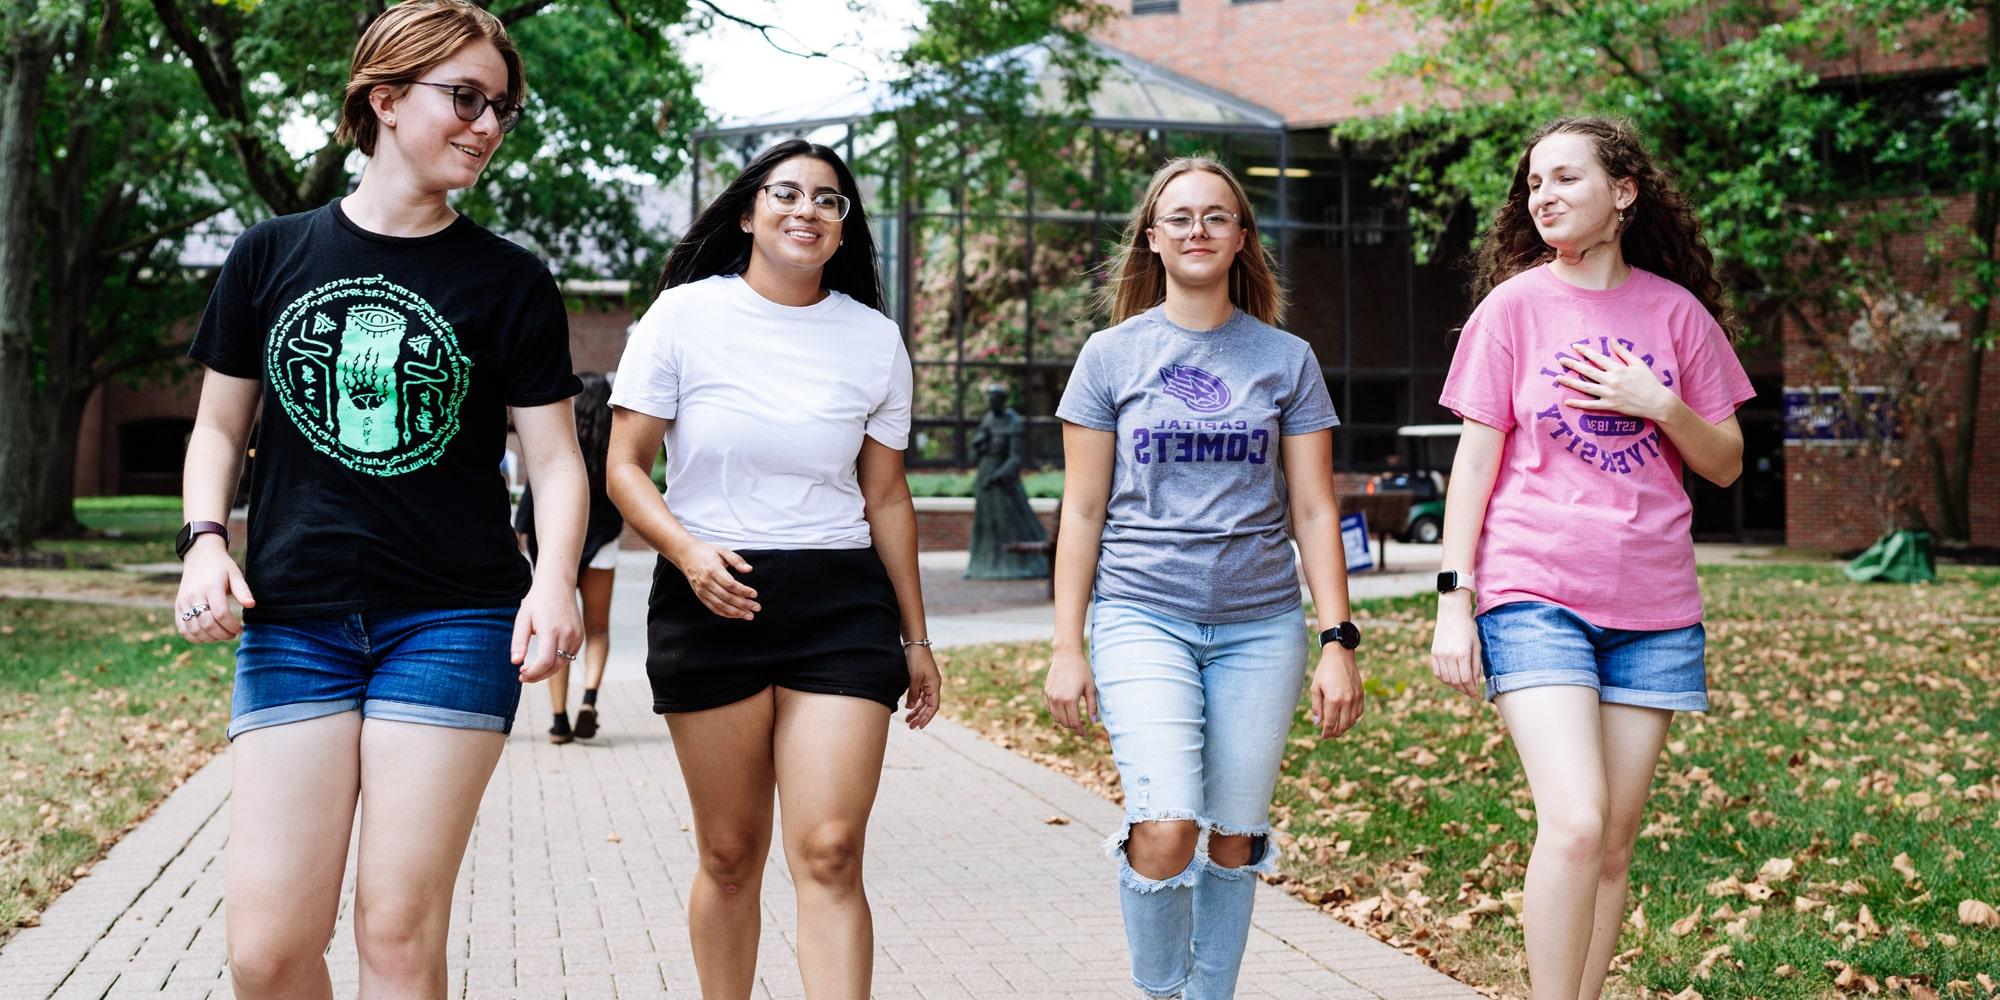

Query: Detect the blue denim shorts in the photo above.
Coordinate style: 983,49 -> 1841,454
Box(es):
1476,601 -> 1708,712
229,607 -> 521,739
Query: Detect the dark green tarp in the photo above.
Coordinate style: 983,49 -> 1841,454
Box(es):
1843,529 -> 1938,584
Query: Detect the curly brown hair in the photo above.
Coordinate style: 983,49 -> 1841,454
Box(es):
1472,116 -> 1734,337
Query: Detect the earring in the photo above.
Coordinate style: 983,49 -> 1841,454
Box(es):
384,116 -> 395,126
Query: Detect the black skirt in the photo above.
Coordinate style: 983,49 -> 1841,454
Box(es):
645,548 -> 908,713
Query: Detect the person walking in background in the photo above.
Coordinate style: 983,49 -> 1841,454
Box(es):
605,137 -> 941,1000
172,2 -> 586,997
1429,116 -> 1754,1000
1043,156 -> 1365,1000
517,371 -> 623,743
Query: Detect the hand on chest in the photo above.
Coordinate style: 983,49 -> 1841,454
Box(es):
1524,331 -> 1682,478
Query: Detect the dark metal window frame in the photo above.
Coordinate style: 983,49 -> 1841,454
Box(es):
689,115 -> 1470,472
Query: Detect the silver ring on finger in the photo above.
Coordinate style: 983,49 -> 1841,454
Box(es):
179,603 -> 211,623
554,648 -> 578,662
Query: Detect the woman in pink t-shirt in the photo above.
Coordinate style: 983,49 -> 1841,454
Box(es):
1433,117 -> 1754,1000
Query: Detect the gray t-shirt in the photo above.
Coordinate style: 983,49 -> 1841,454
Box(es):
1056,305 -> 1339,623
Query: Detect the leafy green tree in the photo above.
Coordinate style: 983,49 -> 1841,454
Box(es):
0,0 -> 1114,551
1339,0 -> 1995,541
1,1 -> 221,550
1,0 -> 709,551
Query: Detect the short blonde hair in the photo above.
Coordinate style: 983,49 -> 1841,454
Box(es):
1097,157 -> 1285,327
337,0 -> 524,156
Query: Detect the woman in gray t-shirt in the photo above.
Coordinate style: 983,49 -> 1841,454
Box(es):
1045,157 -> 1367,999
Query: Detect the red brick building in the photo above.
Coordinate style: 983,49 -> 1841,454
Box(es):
75,0 -> 1994,551
1093,0 -> 1993,551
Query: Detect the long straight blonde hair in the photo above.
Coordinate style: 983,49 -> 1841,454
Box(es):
1097,156 -> 1285,326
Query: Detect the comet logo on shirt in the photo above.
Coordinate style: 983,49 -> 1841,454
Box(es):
1159,364 -> 1231,413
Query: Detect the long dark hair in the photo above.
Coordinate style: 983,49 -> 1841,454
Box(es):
1473,116 -> 1734,337
574,372 -> 612,492
654,138 -> 883,311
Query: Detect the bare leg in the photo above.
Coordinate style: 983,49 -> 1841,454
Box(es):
1577,704 -> 1673,1000
666,689 -> 778,1000
225,712 -> 362,1000
546,661 -> 570,717
772,688 -> 892,1000
1126,820 -> 1200,877
351,719 -> 505,1000
1495,687 -> 1608,1000
578,567 -> 613,693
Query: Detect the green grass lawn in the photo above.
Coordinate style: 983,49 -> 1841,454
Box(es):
27,495 -> 183,568
907,470 -> 1064,499
0,599 -> 234,944
934,564 -> 2000,999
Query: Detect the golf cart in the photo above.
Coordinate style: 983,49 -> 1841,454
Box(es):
1368,424 -> 1460,544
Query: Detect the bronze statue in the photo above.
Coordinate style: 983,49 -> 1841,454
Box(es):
965,384 -> 1050,579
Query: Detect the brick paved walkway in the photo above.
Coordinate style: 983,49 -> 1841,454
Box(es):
0,551 -> 1482,999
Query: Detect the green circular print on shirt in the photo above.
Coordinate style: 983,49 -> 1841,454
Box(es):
266,274 -> 472,477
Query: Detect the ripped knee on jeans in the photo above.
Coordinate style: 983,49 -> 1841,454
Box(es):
1106,813 -> 1203,888
1206,831 -> 1266,870
1203,822 -> 1280,877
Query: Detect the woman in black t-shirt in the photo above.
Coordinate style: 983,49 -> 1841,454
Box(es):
173,3 -> 585,996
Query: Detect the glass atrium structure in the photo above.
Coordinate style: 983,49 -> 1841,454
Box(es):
692,41 -> 1470,469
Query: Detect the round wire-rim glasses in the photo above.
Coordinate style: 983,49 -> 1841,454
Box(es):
1152,211 -> 1242,239
760,183 -> 852,222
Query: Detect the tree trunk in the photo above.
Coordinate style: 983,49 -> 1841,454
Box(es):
0,33 -> 55,552
1932,3 -> 1997,543
31,384 -> 92,538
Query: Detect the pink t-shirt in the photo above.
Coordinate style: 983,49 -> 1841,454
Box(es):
1439,265 -> 1755,630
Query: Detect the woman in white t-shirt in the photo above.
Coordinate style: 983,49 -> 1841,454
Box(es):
605,138 -> 941,1000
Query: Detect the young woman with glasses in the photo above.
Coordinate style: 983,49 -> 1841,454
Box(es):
605,137 -> 941,1000
1431,117 -> 1752,1000
174,2 -> 584,997
1044,156 -> 1366,1000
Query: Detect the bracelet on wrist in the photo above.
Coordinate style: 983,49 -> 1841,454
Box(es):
901,638 -> 932,649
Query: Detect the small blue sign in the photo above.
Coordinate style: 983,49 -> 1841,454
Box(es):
1341,512 -> 1374,573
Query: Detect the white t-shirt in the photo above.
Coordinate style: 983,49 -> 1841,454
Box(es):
609,274 -> 912,550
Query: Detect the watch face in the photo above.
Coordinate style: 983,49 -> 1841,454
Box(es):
1436,571 -> 1457,593
175,523 -> 194,558
1338,622 -> 1361,649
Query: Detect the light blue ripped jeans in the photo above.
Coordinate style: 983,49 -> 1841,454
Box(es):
1090,598 -> 1310,1000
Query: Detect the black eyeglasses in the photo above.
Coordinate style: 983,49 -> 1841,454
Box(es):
410,81 -> 523,133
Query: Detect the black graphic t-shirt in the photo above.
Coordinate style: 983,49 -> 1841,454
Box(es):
189,199 -> 580,619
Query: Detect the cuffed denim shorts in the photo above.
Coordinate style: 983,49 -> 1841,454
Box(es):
1476,600 -> 1708,712
228,607 -> 521,739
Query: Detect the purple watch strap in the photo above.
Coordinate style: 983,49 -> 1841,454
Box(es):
179,520 -> 228,558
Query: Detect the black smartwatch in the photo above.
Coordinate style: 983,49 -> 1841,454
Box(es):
1437,570 -> 1476,596
1318,621 -> 1361,650
175,520 -> 229,560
